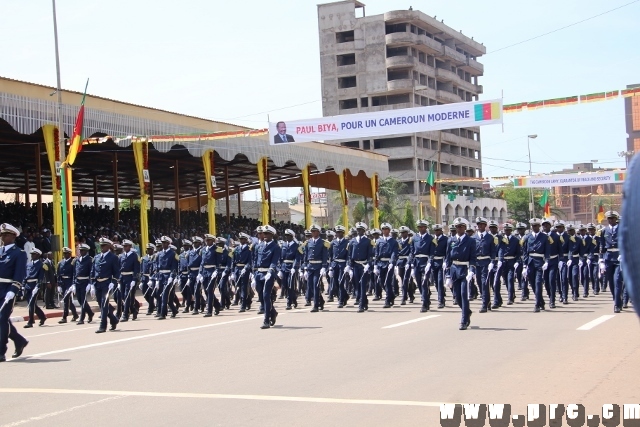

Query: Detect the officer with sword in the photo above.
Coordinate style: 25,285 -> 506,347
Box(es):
119,239 -> 140,322
410,219 -> 435,313
139,243 -> 156,316
305,224 -> 329,313
57,247 -> 78,324
74,243 -> 94,325
375,223 -> 398,308
329,225 -> 349,308
279,229 -> 301,310
232,233 -> 253,312
396,226 -> 413,305
91,238 -> 121,333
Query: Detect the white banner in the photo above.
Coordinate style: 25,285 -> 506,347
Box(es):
269,99 -> 503,144
513,171 -> 626,188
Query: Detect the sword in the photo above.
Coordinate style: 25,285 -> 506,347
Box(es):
28,286 -> 40,307
0,294 -> 16,314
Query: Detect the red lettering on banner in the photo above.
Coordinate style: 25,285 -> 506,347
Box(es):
296,126 -> 315,134
318,123 -> 338,132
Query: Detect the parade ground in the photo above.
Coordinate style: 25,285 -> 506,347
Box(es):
0,292 -> 638,426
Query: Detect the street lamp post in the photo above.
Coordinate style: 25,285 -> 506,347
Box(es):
527,134 -> 538,218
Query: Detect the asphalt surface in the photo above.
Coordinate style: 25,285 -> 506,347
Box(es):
0,289 -> 638,427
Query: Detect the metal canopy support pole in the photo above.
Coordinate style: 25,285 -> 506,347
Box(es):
149,180 -> 154,227
174,160 -> 180,227
266,167 -> 272,223
196,182 -> 201,218
113,152 -> 119,223
24,169 -> 30,207
35,145 -> 43,226
93,176 -> 98,212
236,185 -> 242,217
225,166 -> 230,225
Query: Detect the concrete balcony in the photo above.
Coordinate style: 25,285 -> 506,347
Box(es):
387,78 -> 415,92
336,64 -> 357,76
386,55 -> 416,69
442,131 -> 476,146
416,34 -> 443,55
436,90 -> 462,103
385,32 -> 417,46
435,67 -> 457,82
337,87 -> 358,98
456,78 -> 481,94
443,46 -> 467,64
335,41 -> 356,53
461,57 -> 484,75
414,86 -> 437,99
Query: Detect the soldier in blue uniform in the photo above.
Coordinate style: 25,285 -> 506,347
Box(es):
119,239 -> 140,322
496,223 -> 521,306
178,240 -> 192,313
279,229 -> 301,310
154,236 -> 179,320
565,224 -> 584,301
444,218 -> 477,330
430,224 -> 448,309
305,224 -> 329,312
599,211 -> 624,312
396,226 -> 413,305
255,225 -> 281,329
328,225 -> 349,308
0,224 -> 29,361
57,247 -> 78,323
211,237 -> 232,315
139,243 -> 156,315
232,233 -> 253,312
347,222 -> 373,312
586,224 -> 601,295
514,223 -> 528,291
474,217 -> 498,313
23,248 -> 47,328
375,223 -> 398,308
188,237 -> 204,311
197,234 -> 218,316
554,221 -> 569,303
252,227 -> 267,312
74,243 -> 94,324
410,219 -> 435,313
91,238 -> 121,333
522,218 -> 551,312
541,219 -> 562,307
578,225 -> 591,297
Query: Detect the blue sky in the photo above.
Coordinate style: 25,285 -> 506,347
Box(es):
2,0 -> 639,201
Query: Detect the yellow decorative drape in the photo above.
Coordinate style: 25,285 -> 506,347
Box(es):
371,173 -> 380,229
42,124 -> 62,262
302,165 -> 312,229
202,150 -> 216,235
338,170 -> 348,228
132,141 -> 149,250
257,157 -> 270,225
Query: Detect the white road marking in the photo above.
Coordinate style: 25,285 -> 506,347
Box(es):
577,315 -> 616,330
23,326 -> 94,338
0,388 -> 446,408
0,395 -> 123,427
382,315 -> 440,329
7,316 -> 261,361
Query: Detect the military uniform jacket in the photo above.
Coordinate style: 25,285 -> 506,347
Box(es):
329,238 -> 349,268
187,247 -> 202,277
252,241 -> 264,267
547,231 -> 562,262
599,225 -> 620,263
444,234 -> 477,277
396,236 -> 413,268
522,232 -> 551,268
214,246 -> 232,273
233,243 -> 253,272
498,234 -> 522,263
140,255 -> 154,283
585,234 -> 600,261
475,232 -> 498,266
567,234 -> 586,261
0,244 -> 27,298
154,248 -> 179,279
375,236 -> 398,268
178,250 -> 190,276
73,254 -> 93,283
91,251 -> 120,287
57,257 -> 75,289
304,238 -> 329,271
410,232 -> 434,266
255,240 -> 281,273
349,235 -> 373,268
558,231 -> 569,262
24,259 -> 47,288
199,244 -> 217,275
432,234 -> 448,265
119,250 -> 141,281
280,240 -> 301,272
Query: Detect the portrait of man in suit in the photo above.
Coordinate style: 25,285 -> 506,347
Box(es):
273,121 -> 295,144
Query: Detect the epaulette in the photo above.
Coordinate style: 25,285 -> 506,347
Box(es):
216,247 -> 224,253
71,259 -> 76,266
570,236 -> 575,243
502,236 -> 509,245
592,239 -> 598,246
548,236 -> 554,244
432,238 -> 438,245
371,240 -> 376,247
43,264 -> 49,271
298,246 -> 304,254
398,242 -> 402,250
493,236 -> 499,246
323,240 -> 331,249
559,236 -> 565,244
519,238 -> 525,246
582,239 -> 586,246
174,254 -> 180,261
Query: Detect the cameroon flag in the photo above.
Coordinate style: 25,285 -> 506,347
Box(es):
539,188 -> 550,217
66,80 -> 88,166
597,199 -> 605,223
427,163 -> 436,208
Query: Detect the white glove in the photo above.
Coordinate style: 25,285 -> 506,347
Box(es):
277,271 -> 283,280
497,261 -> 503,269
291,268 -> 296,276
230,273 -> 236,282
567,260 -> 572,268
426,262 -> 432,271
587,259 -> 591,266
348,270 -> 353,279
299,270 -> 305,280
154,281 -> 159,290
196,274 -> 203,284
320,268 -> 326,277
173,277 -> 179,286
139,283 -> 143,291
86,284 -> 91,293
599,260 -> 606,274
57,286 -> 62,294
394,266 -> 399,276
4,291 -> 15,301
578,261 -> 583,268
465,272 -> 474,283
212,270 -> 218,279
373,266 -> 380,276
522,267 -> 528,278
344,265 -> 352,275
542,262 -> 549,271
618,255 -> 621,262
265,273 -> 272,282
513,262 -> 519,271
90,285 -> 96,298
410,268 -> 416,279
70,285 -> 76,294
108,282 -> 115,291
445,278 -> 453,289
328,270 -> 334,278
363,264 -> 370,273
488,262 -> 494,271
241,267 -> 248,275
251,276 -> 256,290
304,271 -> 309,281
185,279 -> 191,288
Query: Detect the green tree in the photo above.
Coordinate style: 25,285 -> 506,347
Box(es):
500,183 -> 564,223
402,201 -> 415,228
352,200 -> 370,223
119,199 -> 141,211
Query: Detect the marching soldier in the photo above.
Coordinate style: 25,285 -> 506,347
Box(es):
155,236 -> 179,320
586,223 -> 601,295
396,226 -> 413,305
542,220 -> 562,306
497,223 -> 521,306
566,224 -> 584,301
178,240 -> 192,312
23,248 -> 47,328
91,238 -> 121,333
119,239 -> 140,322
0,223 -> 29,361
305,224 -> 329,312
74,243 -> 94,325
375,223 -> 398,308
474,217 -> 498,313
577,225 -> 591,297
197,234 -> 218,316
152,240 -> 163,313
348,222 -> 373,312
212,237 -> 232,314
514,223 -> 527,291
233,233 -> 253,312
57,247 -> 78,323
522,219 -> 550,312
329,225 -> 349,308
255,225 -> 281,329
430,224 -> 448,308
140,243 -> 156,315
369,228 -> 381,299
444,218 -> 476,330
279,229 -> 301,310
555,222 -> 569,303
410,219 -> 435,313
599,211 -> 623,313
43,252 -> 56,309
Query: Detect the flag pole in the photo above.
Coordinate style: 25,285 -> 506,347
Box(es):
51,0 -> 65,165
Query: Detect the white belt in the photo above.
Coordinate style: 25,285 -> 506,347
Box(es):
563,253 -> 569,257
203,265 -> 216,269
398,256 -> 409,259
159,270 -> 171,274
333,259 -> 346,262
380,258 -> 391,261
309,260 -> 322,264
530,254 -> 544,258
0,278 -> 12,283
415,254 -> 429,258
572,254 -> 580,258
477,256 -> 490,260
76,276 -> 89,280
607,248 -> 619,252
121,272 -> 133,276
433,256 -> 444,260
504,256 -> 515,260
283,260 -> 294,263
452,261 -> 469,266
61,276 -> 70,279
550,255 -> 558,259
190,267 -> 200,271
142,274 -> 150,277
26,279 -> 38,282
354,260 -> 368,264
256,268 -> 269,272
236,263 -> 246,267
96,277 -> 110,282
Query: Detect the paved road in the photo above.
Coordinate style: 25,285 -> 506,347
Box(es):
0,291 -> 638,426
